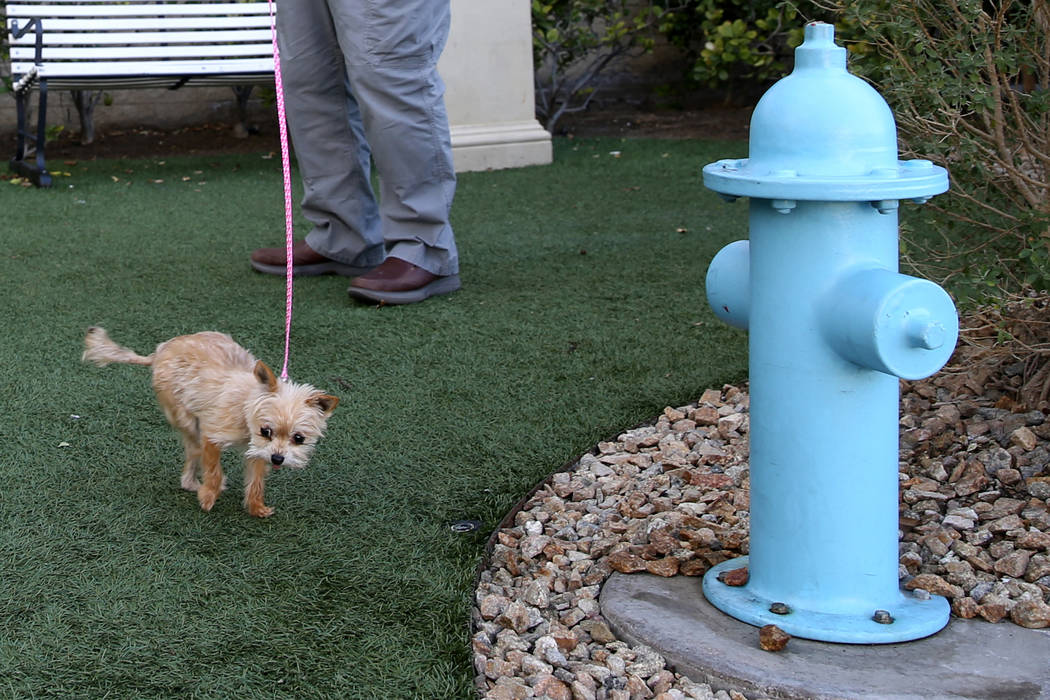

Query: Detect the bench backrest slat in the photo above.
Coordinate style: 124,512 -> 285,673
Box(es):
15,44 -> 273,61
11,58 -> 276,79
7,3 -> 271,18
43,75 -> 274,91
29,59 -> 275,81
10,30 -> 273,46
8,0 -> 262,3
7,17 -> 273,31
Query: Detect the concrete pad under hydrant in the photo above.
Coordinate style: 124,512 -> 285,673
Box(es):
601,572 -> 1050,700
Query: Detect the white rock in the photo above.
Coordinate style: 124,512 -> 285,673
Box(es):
523,579 -> 550,608
533,635 -> 568,667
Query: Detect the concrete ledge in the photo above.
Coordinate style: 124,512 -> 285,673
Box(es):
451,120 -> 552,172
601,572 -> 1050,700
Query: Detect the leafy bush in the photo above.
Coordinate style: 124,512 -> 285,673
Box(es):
532,0 -> 680,133
819,0 -> 1050,302
662,0 -> 806,90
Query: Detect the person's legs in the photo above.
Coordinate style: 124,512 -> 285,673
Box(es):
329,0 -> 459,278
270,0 -> 384,268
302,85 -> 384,267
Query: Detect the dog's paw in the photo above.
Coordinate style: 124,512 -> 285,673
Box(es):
197,489 -> 218,511
247,503 -> 274,518
181,475 -> 201,492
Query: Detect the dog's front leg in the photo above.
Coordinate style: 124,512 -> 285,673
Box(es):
197,440 -> 224,512
243,457 -> 273,518
180,432 -> 202,492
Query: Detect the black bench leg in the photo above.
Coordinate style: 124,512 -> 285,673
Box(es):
232,85 -> 258,137
10,78 -> 53,188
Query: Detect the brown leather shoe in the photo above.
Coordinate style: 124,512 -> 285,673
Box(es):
347,257 -> 461,305
250,240 -> 373,277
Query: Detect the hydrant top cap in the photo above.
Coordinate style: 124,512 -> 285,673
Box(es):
794,22 -> 847,72
701,22 -> 948,201
749,22 -> 896,178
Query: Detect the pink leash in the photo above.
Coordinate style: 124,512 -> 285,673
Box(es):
267,0 -> 295,382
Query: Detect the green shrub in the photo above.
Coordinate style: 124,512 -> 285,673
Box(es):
820,0 -> 1050,302
532,0 -> 680,133
662,0 -> 807,90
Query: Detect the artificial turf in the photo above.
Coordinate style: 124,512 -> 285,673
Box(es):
0,137 -> 751,698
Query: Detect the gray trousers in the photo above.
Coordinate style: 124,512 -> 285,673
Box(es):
275,0 -> 459,276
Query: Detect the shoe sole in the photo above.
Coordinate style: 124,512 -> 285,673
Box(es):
250,259 -> 374,277
347,275 -> 462,305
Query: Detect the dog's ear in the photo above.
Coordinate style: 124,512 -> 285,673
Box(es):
310,393 -> 339,416
253,360 -> 279,392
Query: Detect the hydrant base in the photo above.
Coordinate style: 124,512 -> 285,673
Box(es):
703,557 -> 950,644
601,571 -> 1050,700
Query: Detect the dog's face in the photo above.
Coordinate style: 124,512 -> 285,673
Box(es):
244,361 -> 339,470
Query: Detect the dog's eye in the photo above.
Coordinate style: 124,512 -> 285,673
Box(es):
293,433 -> 305,445
260,426 -> 272,439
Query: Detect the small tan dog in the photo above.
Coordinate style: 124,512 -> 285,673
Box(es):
82,327 -> 338,517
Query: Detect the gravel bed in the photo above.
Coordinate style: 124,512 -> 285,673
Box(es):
472,299 -> 1050,700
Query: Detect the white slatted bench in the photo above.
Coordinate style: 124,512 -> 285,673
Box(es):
7,0 -> 276,186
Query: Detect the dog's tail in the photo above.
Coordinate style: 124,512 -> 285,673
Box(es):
82,327 -> 154,367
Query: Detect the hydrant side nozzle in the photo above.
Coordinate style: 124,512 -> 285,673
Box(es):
706,240 -> 751,331
820,268 -> 959,380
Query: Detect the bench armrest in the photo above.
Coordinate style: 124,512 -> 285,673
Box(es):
9,17 -> 44,76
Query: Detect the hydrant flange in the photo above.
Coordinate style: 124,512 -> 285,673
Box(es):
703,157 -> 948,202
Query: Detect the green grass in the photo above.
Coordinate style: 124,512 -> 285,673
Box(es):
0,137 -> 750,698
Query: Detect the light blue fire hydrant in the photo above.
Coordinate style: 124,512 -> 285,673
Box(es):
701,22 -> 958,644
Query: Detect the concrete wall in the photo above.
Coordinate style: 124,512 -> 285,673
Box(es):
0,0 -> 553,172
442,0 -> 553,171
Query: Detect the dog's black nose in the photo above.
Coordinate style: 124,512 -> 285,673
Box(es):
270,454 -> 285,466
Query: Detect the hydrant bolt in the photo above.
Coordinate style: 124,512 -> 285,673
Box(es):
872,610 -> 895,625
873,199 -> 899,214
908,319 -> 947,351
